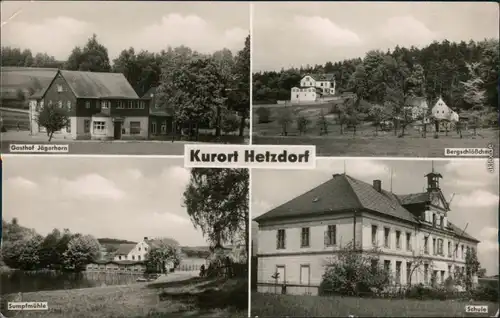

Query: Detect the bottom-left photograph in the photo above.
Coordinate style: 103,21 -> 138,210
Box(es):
1,156 -> 249,318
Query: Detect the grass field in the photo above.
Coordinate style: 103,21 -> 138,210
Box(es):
1,276 -> 248,318
251,292 -> 499,317
252,104 -> 499,157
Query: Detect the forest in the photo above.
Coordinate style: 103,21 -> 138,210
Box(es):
253,39 -> 498,112
1,33 -> 250,137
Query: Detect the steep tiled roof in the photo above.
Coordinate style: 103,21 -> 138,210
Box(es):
254,174 -> 479,243
115,243 -> 136,255
60,70 -> 139,99
398,192 -> 430,205
306,73 -> 335,82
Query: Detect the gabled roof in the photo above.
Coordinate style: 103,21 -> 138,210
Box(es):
304,73 -> 335,82
254,174 -> 417,223
397,192 -> 430,205
37,70 -> 139,99
115,243 -> 136,255
448,222 -> 480,243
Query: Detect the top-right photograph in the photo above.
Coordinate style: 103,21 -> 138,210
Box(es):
252,2 -> 499,158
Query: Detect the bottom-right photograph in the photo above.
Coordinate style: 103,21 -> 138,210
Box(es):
250,158 -> 499,317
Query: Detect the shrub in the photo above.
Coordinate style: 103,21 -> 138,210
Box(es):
319,243 -> 391,297
221,112 -> 240,135
1,126 -> 6,132
296,115 -> 309,135
470,284 -> 499,302
256,107 -> 271,124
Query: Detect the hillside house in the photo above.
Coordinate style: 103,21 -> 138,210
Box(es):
29,70 -> 150,140
291,74 -> 336,104
254,171 -> 479,296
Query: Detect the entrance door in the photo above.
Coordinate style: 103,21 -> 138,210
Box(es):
300,265 -> 310,294
151,122 -> 157,135
114,122 -> 122,140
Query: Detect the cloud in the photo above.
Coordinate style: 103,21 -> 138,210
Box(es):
152,212 -> 190,224
293,15 -> 362,46
252,200 -> 273,218
59,174 -> 125,201
133,13 -> 248,54
4,176 -> 38,190
453,190 -> 499,208
3,17 -> 92,59
380,16 -> 436,47
160,166 -> 191,186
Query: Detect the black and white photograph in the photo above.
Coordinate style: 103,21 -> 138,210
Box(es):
0,1 -> 250,155
1,156 -> 249,317
251,159 -> 499,317
252,2 -> 499,157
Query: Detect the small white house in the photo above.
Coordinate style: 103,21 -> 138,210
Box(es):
291,74 -> 336,103
114,237 -> 179,272
432,97 -> 453,121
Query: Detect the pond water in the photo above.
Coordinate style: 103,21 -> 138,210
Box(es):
0,270 -> 140,295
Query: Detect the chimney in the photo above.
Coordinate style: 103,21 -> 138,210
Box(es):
373,180 -> 382,192
144,237 -> 148,241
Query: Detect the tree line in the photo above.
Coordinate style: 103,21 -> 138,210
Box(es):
3,33 -> 250,138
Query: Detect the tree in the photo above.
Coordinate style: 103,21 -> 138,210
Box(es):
231,35 -> 250,137
405,255 -> 434,287
63,235 -> 101,271
183,168 -> 249,257
221,111 -> 240,135
477,268 -> 487,278
277,108 -> 293,136
465,248 -> 481,291
256,107 -> 271,124
2,234 -> 43,270
145,238 -> 182,274
461,62 -> 488,136
36,104 -> 69,142
65,34 -> 111,72
317,110 -> 329,135
39,229 -> 62,269
296,115 -> 309,135
369,104 -> 390,136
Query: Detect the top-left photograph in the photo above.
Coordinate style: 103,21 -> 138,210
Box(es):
0,1 -> 250,155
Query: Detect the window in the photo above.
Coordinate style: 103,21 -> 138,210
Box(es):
48,100 -> 53,106
448,241 -> 452,257
406,232 -> 412,251
424,236 -> 429,254
440,216 -> 444,229
276,229 -> 285,249
57,84 -> 63,92
461,245 -> 464,259
448,265 -> 452,278
117,101 -> 124,109
84,120 -> 91,133
57,100 -> 63,108
371,225 -> 378,246
406,262 -> 412,283
384,227 -> 390,248
440,270 -> 445,283
139,101 -> 145,109
85,101 -> 91,109
384,260 -> 391,273
432,238 -> 436,255
432,213 -> 436,226
101,100 -> 110,109
132,255 -> 135,260
466,246 -> 470,256
455,243 -> 459,257
66,120 -> 71,133
161,121 -> 167,134
138,255 -> 141,261
371,259 -> 378,273
424,264 -> 429,284
130,121 -> 141,135
67,101 -> 72,110
301,227 -> 310,248
93,121 -> 106,133
396,231 -> 401,249
151,122 -> 157,134
138,247 -> 141,251
325,225 -> 336,246
128,101 -> 134,109
119,256 -> 122,260
395,261 -> 401,284
437,239 -> 443,256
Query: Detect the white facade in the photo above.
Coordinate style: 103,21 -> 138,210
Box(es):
300,75 -> 336,95
91,116 -> 114,140
432,98 -> 453,120
290,87 -> 319,103
122,116 -> 149,139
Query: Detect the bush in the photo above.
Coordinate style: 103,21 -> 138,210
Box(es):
1,126 -> 6,132
471,284 -> 499,302
221,112 -> 240,135
319,243 -> 391,297
256,107 -> 271,124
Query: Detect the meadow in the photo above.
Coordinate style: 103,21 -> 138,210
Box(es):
252,103 -> 499,157
251,292 -> 499,317
1,276 -> 248,318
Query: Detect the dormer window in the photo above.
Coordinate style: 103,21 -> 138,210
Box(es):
57,85 -> 63,93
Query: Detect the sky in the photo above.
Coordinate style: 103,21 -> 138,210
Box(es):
0,1 -> 249,61
2,156 -> 209,247
252,159 -> 500,276
252,2 -> 500,71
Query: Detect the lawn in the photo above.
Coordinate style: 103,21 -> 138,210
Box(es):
251,292 -> 499,317
1,276 -> 248,318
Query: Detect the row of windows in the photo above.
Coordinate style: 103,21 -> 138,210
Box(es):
372,225 -> 413,250
87,264 -> 142,271
292,88 -> 316,93
93,121 -> 142,135
117,254 -> 144,261
39,99 -> 146,110
276,225 -> 337,249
